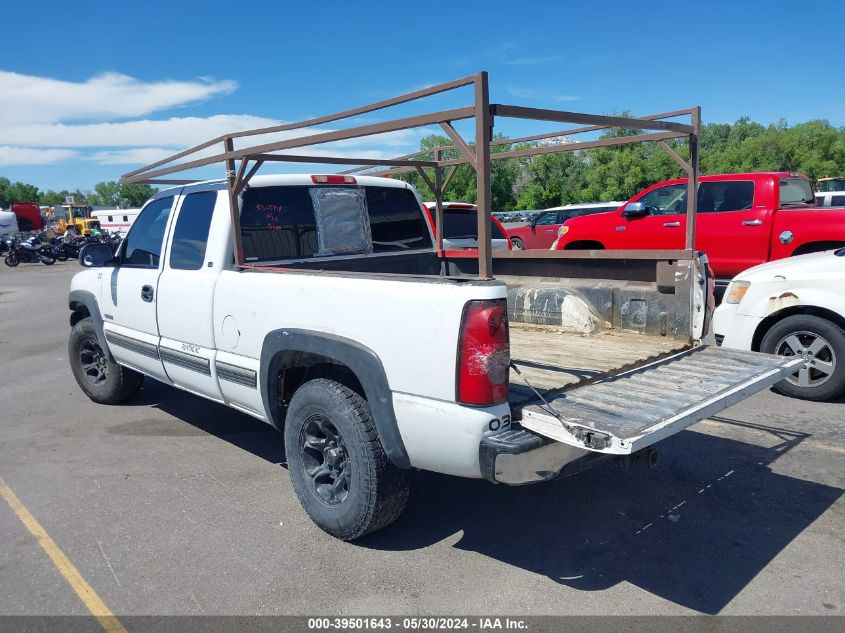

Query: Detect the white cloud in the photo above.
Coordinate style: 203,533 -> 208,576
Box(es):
0,146 -> 80,166
0,70 -> 434,171
1,115 -> 280,148
0,70 -> 237,124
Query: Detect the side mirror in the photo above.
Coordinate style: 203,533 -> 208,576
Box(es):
79,242 -> 115,267
622,201 -> 648,218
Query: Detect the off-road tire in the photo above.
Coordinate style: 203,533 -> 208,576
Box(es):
284,378 -> 409,541
68,317 -> 144,404
761,314 -> 845,401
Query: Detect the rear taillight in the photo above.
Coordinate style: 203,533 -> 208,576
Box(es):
311,175 -> 357,184
457,299 -> 510,405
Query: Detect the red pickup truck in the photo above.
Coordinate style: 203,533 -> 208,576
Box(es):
555,172 -> 845,286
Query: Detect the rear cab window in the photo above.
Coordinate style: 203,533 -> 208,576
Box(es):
779,177 -> 815,207
240,185 -> 432,263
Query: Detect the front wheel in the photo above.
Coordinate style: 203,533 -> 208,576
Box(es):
510,237 -> 524,250
284,378 -> 409,541
5,253 -> 19,267
68,317 -> 144,404
761,314 -> 845,401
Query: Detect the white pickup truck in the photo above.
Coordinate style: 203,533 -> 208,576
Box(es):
68,173 -> 801,540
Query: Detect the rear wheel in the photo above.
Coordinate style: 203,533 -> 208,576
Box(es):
284,378 -> 409,541
68,317 -> 144,404
510,237 -> 524,250
761,314 -> 845,401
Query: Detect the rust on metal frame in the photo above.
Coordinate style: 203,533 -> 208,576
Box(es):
119,71 -> 701,278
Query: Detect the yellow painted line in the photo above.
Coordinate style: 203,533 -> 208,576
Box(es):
0,477 -> 128,633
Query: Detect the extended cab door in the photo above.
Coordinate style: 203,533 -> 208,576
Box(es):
100,194 -> 177,382
155,187 -> 227,401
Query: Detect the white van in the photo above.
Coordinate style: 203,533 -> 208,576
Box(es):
91,209 -> 140,234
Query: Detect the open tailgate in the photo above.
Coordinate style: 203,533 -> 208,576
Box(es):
519,346 -> 803,455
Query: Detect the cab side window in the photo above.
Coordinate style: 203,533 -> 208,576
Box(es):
637,184 -> 687,215
169,191 -> 218,270
121,197 -> 174,268
535,211 -> 559,225
700,181 -> 754,213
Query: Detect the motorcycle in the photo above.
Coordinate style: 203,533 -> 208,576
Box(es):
48,235 -> 85,261
4,235 -> 57,267
0,234 -> 13,256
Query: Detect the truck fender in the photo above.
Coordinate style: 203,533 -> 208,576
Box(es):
259,329 -> 410,469
68,289 -> 114,362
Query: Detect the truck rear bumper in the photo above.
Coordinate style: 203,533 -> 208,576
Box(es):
479,427 -> 601,484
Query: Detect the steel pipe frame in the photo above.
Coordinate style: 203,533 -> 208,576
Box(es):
120,71 -> 700,277
341,107 -> 697,174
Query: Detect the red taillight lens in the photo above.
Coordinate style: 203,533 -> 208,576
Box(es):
311,175 -> 356,184
457,299 -> 510,405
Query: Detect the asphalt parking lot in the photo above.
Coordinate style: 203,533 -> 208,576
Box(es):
0,262 -> 843,617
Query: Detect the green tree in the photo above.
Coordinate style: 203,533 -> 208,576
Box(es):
89,181 -> 121,207
40,190 -> 71,206
87,181 -> 156,208
119,183 -> 157,207
0,177 -> 10,208
2,181 -> 41,205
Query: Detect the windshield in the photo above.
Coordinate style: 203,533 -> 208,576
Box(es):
439,210 -> 506,240
780,178 -> 815,206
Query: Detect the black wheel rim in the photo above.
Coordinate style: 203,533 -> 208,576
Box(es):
79,338 -> 108,386
300,415 -> 350,506
776,330 -> 836,388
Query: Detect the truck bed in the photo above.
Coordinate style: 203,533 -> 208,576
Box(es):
509,322 -> 685,404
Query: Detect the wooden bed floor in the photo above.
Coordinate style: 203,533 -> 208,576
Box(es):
509,323 -> 686,402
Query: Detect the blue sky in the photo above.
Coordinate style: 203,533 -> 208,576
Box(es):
3,0 -> 844,192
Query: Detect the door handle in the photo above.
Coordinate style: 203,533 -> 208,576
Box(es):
141,285 -> 154,302
663,221 -> 681,228
742,219 -> 763,226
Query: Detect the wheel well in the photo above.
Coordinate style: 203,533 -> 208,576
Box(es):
792,241 -> 845,256
564,240 -> 605,250
69,304 -> 91,327
751,305 -> 845,351
269,351 -> 364,429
